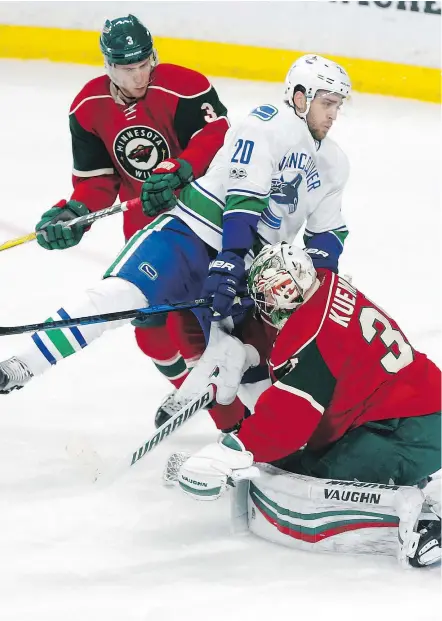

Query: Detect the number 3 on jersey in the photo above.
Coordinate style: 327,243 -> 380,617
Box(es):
359,307 -> 413,374
231,139 -> 254,165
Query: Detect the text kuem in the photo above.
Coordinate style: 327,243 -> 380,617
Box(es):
328,276 -> 358,328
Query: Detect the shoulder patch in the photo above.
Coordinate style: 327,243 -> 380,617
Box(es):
250,105 -> 278,121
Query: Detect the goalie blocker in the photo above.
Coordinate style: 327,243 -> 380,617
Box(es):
230,466 -> 441,569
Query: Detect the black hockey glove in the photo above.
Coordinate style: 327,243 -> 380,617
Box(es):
141,158 -> 194,217
35,200 -> 90,250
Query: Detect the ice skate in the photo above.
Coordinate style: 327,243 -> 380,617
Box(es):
0,357 -> 34,394
154,389 -> 189,428
409,518 -> 441,567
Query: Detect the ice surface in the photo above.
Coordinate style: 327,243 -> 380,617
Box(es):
0,60 -> 440,621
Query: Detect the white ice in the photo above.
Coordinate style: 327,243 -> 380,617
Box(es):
0,60 -> 440,621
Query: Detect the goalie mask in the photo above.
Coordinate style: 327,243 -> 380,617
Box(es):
248,242 -> 317,330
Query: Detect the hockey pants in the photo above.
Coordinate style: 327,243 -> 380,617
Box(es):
272,412 -> 442,486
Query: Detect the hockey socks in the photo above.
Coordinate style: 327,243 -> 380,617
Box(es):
135,310 -> 207,389
135,323 -> 189,388
14,277 -> 148,377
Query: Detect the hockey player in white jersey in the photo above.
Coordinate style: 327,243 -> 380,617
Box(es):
152,53 -> 351,424
170,54 -> 351,321
0,55 -> 352,418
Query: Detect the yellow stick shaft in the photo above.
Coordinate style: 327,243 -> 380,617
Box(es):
0,232 -> 36,252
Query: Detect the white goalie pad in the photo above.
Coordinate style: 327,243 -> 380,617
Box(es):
230,464 -> 427,566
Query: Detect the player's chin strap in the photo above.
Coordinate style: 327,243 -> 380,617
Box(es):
67,383 -> 217,486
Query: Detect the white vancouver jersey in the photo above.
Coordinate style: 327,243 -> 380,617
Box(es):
171,102 -> 349,253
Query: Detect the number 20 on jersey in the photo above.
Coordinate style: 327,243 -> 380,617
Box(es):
231,139 -> 255,165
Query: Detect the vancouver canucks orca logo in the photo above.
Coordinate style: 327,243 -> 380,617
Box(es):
262,173 -> 303,230
113,125 -> 170,181
270,173 -> 302,214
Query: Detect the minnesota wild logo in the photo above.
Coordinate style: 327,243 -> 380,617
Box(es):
129,144 -> 154,163
113,125 -> 170,181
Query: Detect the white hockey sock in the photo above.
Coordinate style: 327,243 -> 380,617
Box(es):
17,277 -> 147,376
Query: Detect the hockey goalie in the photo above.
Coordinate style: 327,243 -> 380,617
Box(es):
168,242 -> 441,569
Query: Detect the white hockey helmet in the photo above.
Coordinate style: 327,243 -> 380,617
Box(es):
248,242 -> 317,330
284,54 -> 351,117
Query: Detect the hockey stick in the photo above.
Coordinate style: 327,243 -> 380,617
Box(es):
0,198 -> 141,253
0,232 -> 37,252
68,384 -> 215,485
0,297 -> 213,336
64,197 -> 140,228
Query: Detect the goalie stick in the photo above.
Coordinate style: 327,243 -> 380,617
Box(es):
0,297 -> 213,336
0,198 -> 141,253
68,384 -> 215,485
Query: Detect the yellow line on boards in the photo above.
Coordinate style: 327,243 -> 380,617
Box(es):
0,25 -> 440,103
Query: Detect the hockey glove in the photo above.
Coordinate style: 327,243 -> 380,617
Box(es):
202,251 -> 246,320
178,433 -> 259,501
177,322 -> 260,406
141,158 -> 194,217
35,200 -> 90,250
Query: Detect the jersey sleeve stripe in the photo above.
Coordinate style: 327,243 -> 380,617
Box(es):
224,207 -> 264,216
274,381 -> 325,415
70,95 -> 114,115
73,167 -> 115,177
305,226 -> 349,236
149,84 -> 212,99
175,202 -> 222,236
226,189 -> 270,198
192,180 -> 226,208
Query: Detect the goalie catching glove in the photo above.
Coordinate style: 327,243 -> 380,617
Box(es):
178,433 -> 259,501
141,158 -> 194,217
35,199 -> 90,250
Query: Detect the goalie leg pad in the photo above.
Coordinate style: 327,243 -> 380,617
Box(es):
241,465 -> 430,566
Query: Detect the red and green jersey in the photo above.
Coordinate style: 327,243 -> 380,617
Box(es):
68,63 -> 229,239
238,269 -> 441,462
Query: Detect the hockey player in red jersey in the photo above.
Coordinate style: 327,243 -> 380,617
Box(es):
176,242 -> 441,566
34,14 -> 228,395
241,244 -> 441,466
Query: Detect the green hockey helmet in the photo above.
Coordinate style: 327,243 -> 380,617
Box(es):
100,14 -> 154,65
